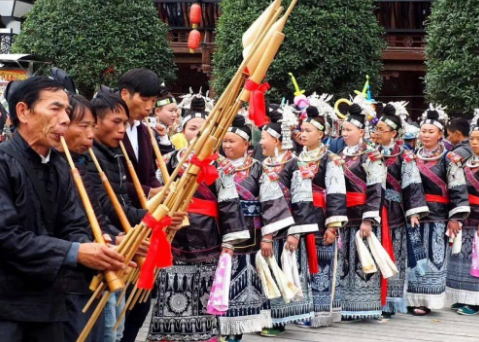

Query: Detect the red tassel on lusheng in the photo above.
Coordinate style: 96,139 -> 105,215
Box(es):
249,82 -> 270,127
138,214 -> 173,290
190,153 -> 219,185
306,233 -> 319,274
380,207 -> 395,306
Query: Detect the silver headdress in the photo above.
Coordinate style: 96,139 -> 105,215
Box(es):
420,104 -> 448,131
177,87 -> 215,113
307,93 -> 337,135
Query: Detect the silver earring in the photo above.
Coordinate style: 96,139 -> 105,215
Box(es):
274,146 -> 279,158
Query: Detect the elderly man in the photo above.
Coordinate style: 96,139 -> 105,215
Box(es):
0,77 -> 126,342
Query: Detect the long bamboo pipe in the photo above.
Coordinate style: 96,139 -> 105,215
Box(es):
88,148 -> 132,233
119,141 -> 148,210
146,124 -> 170,183
60,137 -> 124,293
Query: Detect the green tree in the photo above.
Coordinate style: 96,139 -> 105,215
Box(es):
12,0 -> 176,97
212,0 -> 385,102
425,0 -> 479,115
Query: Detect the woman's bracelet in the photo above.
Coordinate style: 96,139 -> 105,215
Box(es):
261,238 -> 274,243
221,243 -> 235,250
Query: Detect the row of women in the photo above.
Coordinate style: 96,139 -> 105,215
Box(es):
147,88 -> 479,342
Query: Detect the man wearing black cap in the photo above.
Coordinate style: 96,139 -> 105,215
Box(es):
0,76 -> 127,341
118,68 -> 164,207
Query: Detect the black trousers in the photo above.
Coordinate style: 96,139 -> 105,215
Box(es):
120,289 -> 151,342
0,320 -> 64,342
63,293 -> 105,342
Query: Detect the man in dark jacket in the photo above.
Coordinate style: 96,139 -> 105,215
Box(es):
118,69 -> 163,207
447,117 -> 472,160
0,77 -> 126,342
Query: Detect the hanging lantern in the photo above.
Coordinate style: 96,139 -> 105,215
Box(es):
190,3 -> 202,29
188,29 -> 201,53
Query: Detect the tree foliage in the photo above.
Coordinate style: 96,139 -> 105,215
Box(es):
425,0 -> 479,115
12,0 -> 176,97
212,0 -> 385,102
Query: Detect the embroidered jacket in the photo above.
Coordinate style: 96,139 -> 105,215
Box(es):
341,142 -> 386,226
161,148 -> 248,262
298,146 -> 348,233
380,142 -> 429,228
218,155 -> 294,254
415,144 -> 470,221
262,151 -> 318,235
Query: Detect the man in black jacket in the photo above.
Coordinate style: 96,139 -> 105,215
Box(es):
0,77 -> 127,341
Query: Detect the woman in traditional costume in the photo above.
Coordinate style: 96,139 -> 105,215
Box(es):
218,115 -> 294,342
375,103 -> 429,318
446,115 -> 479,316
339,102 -> 387,320
406,105 -> 470,316
258,106 -> 318,337
296,101 -> 348,327
149,110 -> 249,342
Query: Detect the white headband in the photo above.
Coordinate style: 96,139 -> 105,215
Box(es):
346,117 -> 364,129
381,117 -> 398,130
421,119 -> 444,131
263,126 -> 281,139
228,127 -> 250,141
305,118 -> 324,131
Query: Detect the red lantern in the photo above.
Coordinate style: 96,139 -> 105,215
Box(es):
190,3 -> 202,29
188,29 -> 201,53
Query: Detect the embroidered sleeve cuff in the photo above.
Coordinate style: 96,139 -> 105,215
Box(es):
362,211 -> 381,224
63,242 -> 79,267
262,216 -> 295,236
449,206 -> 471,219
223,230 -> 250,244
287,223 -> 318,235
325,215 -> 348,227
405,206 -> 429,219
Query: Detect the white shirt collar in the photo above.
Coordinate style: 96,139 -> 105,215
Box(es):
39,149 -> 52,164
127,120 -> 141,130
125,120 -> 141,160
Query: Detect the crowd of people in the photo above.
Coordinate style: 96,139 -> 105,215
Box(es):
0,67 -> 478,342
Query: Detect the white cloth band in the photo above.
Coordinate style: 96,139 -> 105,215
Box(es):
228,127 -> 250,141
263,126 -> 281,139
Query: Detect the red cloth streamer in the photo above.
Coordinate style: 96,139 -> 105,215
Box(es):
380,207 -> 396,306
138,213 -> 173,290
306,191 -> 327,274
190,153 -> 219,186
187,198 -> 219,218
469,194 -> 479,206
425,194 -> 449,204
306,234 -> 319,274
346,192 -> 367,207
248,81 -> 270,127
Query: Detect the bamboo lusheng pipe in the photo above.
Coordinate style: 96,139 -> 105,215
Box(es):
155,6 -> 286,244
88,148 -> 132,233
88,148 -> 147,270
92,1 -> 296,323
77,291 -> 112,342
119,141 -> 148,210
60,137 -> 124,294
146,124 -> 170,184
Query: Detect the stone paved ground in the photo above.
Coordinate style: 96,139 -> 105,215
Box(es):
135,307 -> 479,342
